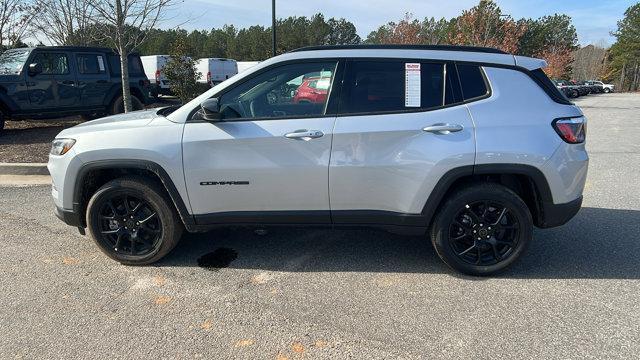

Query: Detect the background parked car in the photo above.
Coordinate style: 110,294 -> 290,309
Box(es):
195,58 -> 238,87
588,80 -> 615,93
554,80 -> 580,98
0,46 -> 152,132
140,55 -> 171,96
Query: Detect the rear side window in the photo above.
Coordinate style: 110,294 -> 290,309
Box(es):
341,60 -> 448,114
108,55 -> 145,76
530,68 -> 572,105
77,54 -> 106,74
457,64 -> 489,100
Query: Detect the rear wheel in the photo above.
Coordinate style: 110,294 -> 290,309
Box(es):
86,177 -> 183,265
604,88 -> 611,93
430,184 -> 533,276
110,95 -> 144,115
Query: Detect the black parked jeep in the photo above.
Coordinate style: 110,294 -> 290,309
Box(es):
0,46 -> 153,132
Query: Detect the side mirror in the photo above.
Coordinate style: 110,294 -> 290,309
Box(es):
200,98 -> 221,122
28,63 -> 42,76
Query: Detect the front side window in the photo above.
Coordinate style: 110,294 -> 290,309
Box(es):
215,61 -> 337,120
77,54 -> 106,74
341,60 -> 448,114
31,52 -> 69,75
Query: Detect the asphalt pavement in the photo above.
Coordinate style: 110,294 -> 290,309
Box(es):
1,93 -> 639,359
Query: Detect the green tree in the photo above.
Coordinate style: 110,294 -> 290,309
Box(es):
608,3 -> 640,91
163,36 -> 201,103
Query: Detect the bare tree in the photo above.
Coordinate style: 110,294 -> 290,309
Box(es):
32,0 -> 96,45
572,42 -> 608,81
88,0 -> 176,112
0,0 -> 35,48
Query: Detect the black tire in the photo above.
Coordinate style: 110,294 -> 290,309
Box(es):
604,88 -> 611,94
86,177 -> 183,265
110,95 -> 144,115
0,111 -> 4,134
430,183 -> 533,276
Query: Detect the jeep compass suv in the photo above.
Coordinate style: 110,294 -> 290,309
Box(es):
48,45 -> 588,276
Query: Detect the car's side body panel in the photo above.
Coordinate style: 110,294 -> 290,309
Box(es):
329,105 -> 476,215
469,67 -> 586,204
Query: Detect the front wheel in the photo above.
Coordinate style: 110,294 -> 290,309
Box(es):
604,88 -> 611,93
430,184 -> 533,276
86,177 -> 183,265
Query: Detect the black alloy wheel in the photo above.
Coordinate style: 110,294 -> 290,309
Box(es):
448,201 -> 519,266
96,193 -> 162,256
430,184 -> 533,276
86,177 -> 183,265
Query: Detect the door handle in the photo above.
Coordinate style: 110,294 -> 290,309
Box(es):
284,129 -> 324,140
422,123 -> 463,134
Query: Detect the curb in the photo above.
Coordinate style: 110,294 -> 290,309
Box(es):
0,163 -> 49,176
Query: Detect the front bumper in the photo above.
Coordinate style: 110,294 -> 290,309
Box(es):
538,195 -> 583,228
54,205 -> 83,228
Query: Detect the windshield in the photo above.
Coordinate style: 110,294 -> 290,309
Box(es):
0,49 -> 31,75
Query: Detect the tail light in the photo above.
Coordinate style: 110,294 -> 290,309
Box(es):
552,117 -> 586,144
207,71 -> 211,86
155,70 -> 160,84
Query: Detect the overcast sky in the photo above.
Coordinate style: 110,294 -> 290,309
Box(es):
167,0 -> 634,46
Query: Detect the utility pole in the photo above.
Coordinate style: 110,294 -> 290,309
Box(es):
272,0 -> 276,57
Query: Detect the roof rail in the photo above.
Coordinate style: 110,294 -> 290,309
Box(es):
289,44 -> 508,55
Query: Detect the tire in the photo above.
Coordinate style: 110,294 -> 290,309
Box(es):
110,95 -> 144,115
0,111 -> 4,134
86,176 -> 183,265
430,183 -> 533,276
604,88 -> 611,94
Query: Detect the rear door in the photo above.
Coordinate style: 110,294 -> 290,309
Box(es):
75,52 -> 111,107
182,60 -> 343,224
329,59 -> 476,225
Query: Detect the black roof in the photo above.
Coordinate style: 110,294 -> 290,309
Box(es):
290,44 -> 508,54
10,46 -> 141,55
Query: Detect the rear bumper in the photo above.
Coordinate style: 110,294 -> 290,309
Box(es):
54,205 -> 83,228
538,195 -> 582,228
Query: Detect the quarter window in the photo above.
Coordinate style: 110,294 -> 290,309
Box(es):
215,62 -> 337,120
341,60 -> 448,114
77,54 -> 106,74
457,64 -> 489,100
31,52 -> 69,75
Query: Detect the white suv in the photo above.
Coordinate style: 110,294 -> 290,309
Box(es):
48,45 -> 588,275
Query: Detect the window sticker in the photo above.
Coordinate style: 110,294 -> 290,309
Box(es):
405,63 -> 421,107
97,56 -> 105,72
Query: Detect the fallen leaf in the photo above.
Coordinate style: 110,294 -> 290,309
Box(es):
275,353 -> 289,360
200,319 -> 213,331
235,339 -> 255,347
314,340 -> 328,348
154,295 -> 172,305
153,275 -> 167,286
62,257 -> 79,265
291,342 -> 305,353
250,272 -> 272,285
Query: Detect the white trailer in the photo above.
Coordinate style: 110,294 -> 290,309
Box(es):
140,55 -> 171,95
195,58 -> 238,87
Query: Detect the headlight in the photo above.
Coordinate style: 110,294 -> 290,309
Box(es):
50,138 -> 76,156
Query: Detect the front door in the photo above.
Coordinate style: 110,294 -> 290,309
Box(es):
182,60 -> 342,225
329,60 -> 476,225
27,51 -> 79,110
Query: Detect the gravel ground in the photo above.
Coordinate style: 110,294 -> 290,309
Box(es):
0,93 -> 639,359
0,97 -> 180,163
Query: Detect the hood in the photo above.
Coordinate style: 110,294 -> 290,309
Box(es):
57,109 -> 159,137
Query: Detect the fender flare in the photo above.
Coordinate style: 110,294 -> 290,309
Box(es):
73,159 -> 194,227
420,163 -> 553,227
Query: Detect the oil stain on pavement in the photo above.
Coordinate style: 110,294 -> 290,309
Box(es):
197,248 -> 238,271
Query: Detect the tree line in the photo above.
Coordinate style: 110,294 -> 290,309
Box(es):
0,0 -> 638,93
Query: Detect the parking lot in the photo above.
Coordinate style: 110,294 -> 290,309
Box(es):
1,93 -> 639,359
